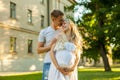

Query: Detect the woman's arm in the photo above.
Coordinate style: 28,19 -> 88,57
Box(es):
71,50 -> 80,69
50,44 -> 59,69
50,30 -> 63,68
50,42 -> 68,75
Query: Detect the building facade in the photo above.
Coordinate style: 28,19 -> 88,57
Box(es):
0,0 -> 74,72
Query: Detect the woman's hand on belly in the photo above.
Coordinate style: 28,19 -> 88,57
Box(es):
57,66 -> 66,75
62,67 -> 75,75
57,66 -> 71,75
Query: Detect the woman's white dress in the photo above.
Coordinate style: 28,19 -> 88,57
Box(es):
48,32 -> 78,80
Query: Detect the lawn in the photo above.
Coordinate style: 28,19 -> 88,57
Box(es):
0,68 -> 120,80
78,67 -> 120,80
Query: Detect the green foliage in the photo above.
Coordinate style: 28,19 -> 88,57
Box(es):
66,0 -> 120,67
112,45 -> 120,60
83,48 -> 100,61
73,0 -> 120,62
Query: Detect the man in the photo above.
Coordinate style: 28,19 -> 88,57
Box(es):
37,10 -> 64,80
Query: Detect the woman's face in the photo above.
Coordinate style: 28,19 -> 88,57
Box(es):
62,20 -> 70,32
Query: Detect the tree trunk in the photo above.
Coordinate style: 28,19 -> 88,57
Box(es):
95,2 -> 111,71
99,43 -> 111,71
98,15 -> 111,71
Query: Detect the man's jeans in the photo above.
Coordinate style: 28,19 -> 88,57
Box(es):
42,63 -> 51,80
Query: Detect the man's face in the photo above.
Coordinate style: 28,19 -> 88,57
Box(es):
53,15 -> 64,27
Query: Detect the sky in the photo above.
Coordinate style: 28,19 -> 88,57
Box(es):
74,0 -> 91,21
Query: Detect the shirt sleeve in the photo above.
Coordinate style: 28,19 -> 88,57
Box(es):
38,30 -> 45,42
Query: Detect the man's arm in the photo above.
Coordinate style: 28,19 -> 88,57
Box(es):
37,42 -> 51,54
37,37 -> 57,54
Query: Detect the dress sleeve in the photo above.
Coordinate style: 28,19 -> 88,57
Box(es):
64,42 -> 76,51
54,32 -> 66,51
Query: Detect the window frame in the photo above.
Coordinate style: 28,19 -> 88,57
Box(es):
10,2 -> 16,19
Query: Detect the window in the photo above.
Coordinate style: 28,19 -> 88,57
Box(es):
41,15 -> 44,28
40,0 -> 44,4
10,2 -> 16,18
27,9 -> 32,23
28,40 -> 33,54
10,37 -> 16,53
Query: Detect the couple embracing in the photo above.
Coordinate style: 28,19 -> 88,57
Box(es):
37,10 -> 82,80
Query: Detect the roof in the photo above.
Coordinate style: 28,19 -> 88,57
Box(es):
68,0 -> 76,4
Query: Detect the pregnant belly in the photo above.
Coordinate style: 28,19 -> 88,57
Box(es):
55,50 -> 75,68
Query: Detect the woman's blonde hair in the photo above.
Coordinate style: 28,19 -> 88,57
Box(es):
66,20 -> 83,51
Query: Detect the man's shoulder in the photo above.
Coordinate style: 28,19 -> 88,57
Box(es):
41,26 -> 51,31
40,26 -> 52,34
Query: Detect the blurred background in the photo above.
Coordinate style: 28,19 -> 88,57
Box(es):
0,0 -> 120,78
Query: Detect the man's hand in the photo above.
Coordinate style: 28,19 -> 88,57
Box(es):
49,38 -> 57,47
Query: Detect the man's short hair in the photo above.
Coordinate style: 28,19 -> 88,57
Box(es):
51,10 -> 64,18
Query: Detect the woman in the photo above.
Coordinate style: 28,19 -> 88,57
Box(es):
48,19 -> 82,80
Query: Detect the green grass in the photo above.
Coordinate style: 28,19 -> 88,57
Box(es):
78,68 -> 120,80
0,72 -> 42,80
0,68 -> 120,80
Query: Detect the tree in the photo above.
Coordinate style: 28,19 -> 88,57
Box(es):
67,0 -> 120,71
